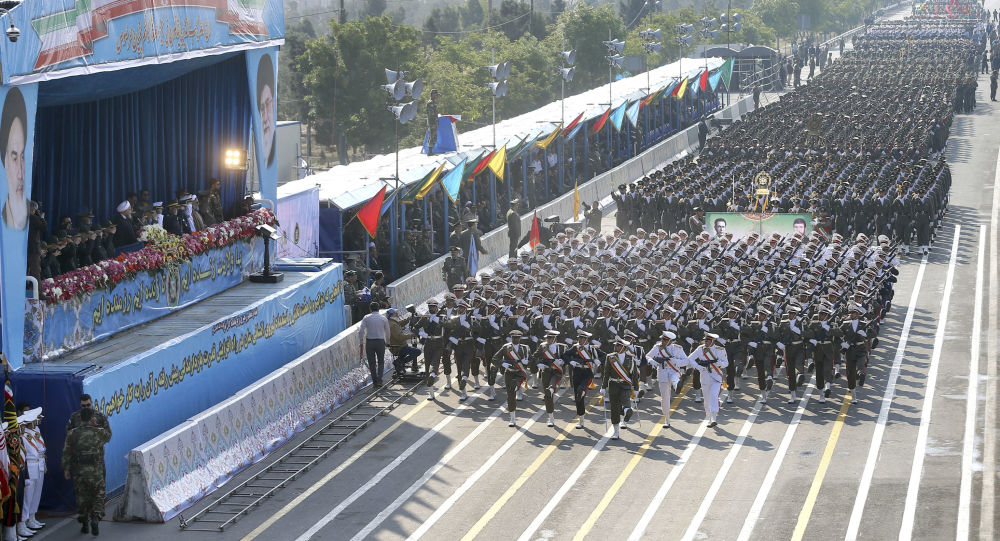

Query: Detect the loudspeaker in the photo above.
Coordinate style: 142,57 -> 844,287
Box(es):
559,50 -> 576,66
559,67 -> 575,82
405,79 -> 424,99
640,28 -> 662,42
486,61 -> 511,81
488,80 -> 508,98
385,68 -> 410,84
644,43 -> 662,54
603,39 -> 625,54
607,54 -> 625,68
381,80 -> 406,101
388,101 -> 417,124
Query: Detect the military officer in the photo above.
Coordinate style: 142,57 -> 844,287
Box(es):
646,331 -> 688,427
494,330 -> 532,426
534,330 -> 567,426
687,333 -> 729,427
564,330 -> 601,429
602,338 -> 639,440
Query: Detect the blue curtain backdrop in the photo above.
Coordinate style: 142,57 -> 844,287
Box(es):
32,54 -> 251,229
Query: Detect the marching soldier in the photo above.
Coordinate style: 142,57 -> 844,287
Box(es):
713,305 -> 744,403
746,309 -> 778,402
804,304 -> 840,403
564,330 -> 601,429
494,330 -> 532,426
602,339 -> 640,440
687,333 -> 729,427
534,330 -> 567,426
778,303 -> 808,403
646,331 -> 688,427
840,304 -> 870,401
62,406 -> 110,536
679,304 -> 711,402
417,300 -> 446,400
445,301 -> 477,401
478,300 -> 506,400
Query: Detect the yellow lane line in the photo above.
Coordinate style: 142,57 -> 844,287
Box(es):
790,392 -> 853,541
460,395 -> 602,541
241,397 -> 432,541
572,384 -> 689,541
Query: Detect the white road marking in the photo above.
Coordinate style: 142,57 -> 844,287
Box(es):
348,406 -> 506,541
843,255 -> 929,541
679,399 -> 764,541
26,518 -> 72,541
293,393 -> 481,541
628,422 -> 711,541
958,225 -> 986,540
982,135 -> 1000,540
899,226 -> 961,541
407,409 -> 544,541
736,383 -> 814,541
516,427 -> 613,541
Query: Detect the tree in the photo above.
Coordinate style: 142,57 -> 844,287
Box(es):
754,0 -> 799,38
555,4 -> 626,94
364,0 -> 387,18
462,0 -> 485,28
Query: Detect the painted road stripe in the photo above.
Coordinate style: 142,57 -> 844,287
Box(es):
628,421 -> 711,541
791,394 -> 852,541
348,407 -> 507,541
517,426 -> 613,541
293,393 -> 482,541
240,397 -> 433,541
900,226 -> 961,540
957,225 -> 986,541
460,395 -> 601,541
736,381 -> 814,541
407,409 -> 546,540
982,141 -> 1000,541
679,398 -> 765,541
844,255 -> 929,541
571,384 -> 689,541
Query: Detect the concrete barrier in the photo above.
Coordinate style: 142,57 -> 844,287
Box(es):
387,95 -> 754,310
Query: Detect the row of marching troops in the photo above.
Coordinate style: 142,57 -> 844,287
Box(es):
399,225 -> 897,438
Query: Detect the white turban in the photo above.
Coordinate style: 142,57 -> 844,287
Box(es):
116,201 -> 131,213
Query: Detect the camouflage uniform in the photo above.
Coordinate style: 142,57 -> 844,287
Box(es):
62,423 -> 110,524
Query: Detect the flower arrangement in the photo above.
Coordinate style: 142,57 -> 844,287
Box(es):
41,208 -> 277,305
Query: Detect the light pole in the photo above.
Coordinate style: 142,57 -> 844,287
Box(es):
603,35 -> 625,169
558,49 -> 576,127
382,68 -> 422,278
485,56 -> 511,150
639,29 -> 662,93
720,6 -> 742,105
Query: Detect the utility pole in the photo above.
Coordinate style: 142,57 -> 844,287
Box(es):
339,0 -> 346,23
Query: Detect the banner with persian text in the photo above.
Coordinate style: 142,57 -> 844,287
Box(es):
37,237 -> 264,361
84,264 -> 345,490
0,0 -> 285,83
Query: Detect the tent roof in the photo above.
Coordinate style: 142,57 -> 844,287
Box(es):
283,56 -> 724,211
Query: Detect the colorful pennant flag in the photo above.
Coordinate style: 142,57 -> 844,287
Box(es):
469,149 -> 495,180
641,86 -> 666,107
565,121 -> 585,140
356,185 -> 386,238
591,107 -> 612,133
467,234 -> 479,275
561,112 -> 585,136
674,77 -> 690,99
699,69 -> 710,92
610,101 -> 629,131
529,211 -> 541,249
720,58 -> 734,88
379,188 -> 397,216
487,145 -> 507,181
408,161 -> 447,202
534,123 -> 563,150
708,71 -> 723,91
440,158 -> 467,204
625,100 -> 641,128
572,181 -> 581,221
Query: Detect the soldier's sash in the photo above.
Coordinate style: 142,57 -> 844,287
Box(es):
704,348 -> 725,379
578,347 -> 597,369
611,358 -> 632,382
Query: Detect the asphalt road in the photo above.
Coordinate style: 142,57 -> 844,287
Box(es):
31,22 -> 1000,541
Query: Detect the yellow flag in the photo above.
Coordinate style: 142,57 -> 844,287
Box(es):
414,162 -> 447,201
573,181 -> 580,221
534,123 -> 563,150
675,76 -> 689,99
487,144 -> 507,181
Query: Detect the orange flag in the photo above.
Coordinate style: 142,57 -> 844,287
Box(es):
529,211 -> 541,250
357,185 -> 386,238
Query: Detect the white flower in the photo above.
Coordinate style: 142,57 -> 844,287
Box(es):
52,287 -> 63,297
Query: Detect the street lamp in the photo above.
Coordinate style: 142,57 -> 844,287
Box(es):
0,1 -> 22,43
719,9 -> 742,103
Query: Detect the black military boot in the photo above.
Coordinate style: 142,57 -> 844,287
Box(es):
91,518 -> 99,536
80,519 -> 89,534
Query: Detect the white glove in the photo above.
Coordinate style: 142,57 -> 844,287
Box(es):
461,321 -> 471,329
418,330 -> 428,338
476,338 -> 487,345
820,322 -> 829,330
565,338 -> 574,345
519,322 -> 529,330
841,341 -> 849,349
809,339 -> 818,345
537,363 -> 546,371
600,388 -> 606,396
571,361 -> 580,367
748,341 -> 758,348
609,326 -> 618,335
593,340 -> 602,347
449,337 -> 459,345
858,330 -> 867,337
637,322 -> 647,331
429,316 -> 439,323
776,342 -> 785,350
686,337 -> 694,344
502,362 -> 512,369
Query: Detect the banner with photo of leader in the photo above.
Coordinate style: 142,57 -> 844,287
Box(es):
705,212 -> 814,239
245,48 -> 278,205
0,83 -> 38,370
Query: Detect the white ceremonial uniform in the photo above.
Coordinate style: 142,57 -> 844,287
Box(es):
688,344 -> 729,422
646,341 -> 688,425
22,426 -> 44,525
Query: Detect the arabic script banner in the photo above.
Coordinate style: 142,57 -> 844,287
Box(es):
36,236 -> 264,361
1,0 -> 284,83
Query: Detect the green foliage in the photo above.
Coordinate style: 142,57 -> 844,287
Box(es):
555,4 -> 626,95
753,0 -> 799,38
364,0 -> 387,18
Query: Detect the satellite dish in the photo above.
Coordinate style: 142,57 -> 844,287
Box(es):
389,101 -> 417,124
488,80 -> 509,98
405,79 -> 424,100
381,80 -> 406,101
385,69 -> 409,84
560,50 -> 577,66
559,67 -> 575,82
